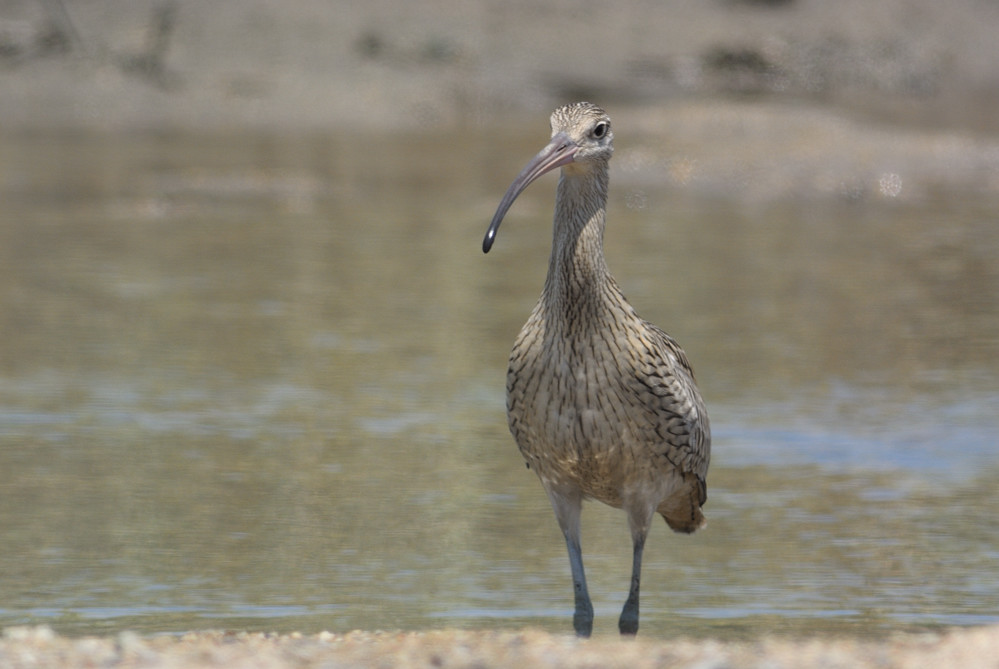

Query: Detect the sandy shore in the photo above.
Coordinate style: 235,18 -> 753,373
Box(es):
3,625 -> 999,669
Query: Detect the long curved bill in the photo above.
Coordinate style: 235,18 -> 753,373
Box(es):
482,131 -> 579,253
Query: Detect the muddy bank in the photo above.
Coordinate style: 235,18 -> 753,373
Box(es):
1,0 -> 998,132
4,625 -> 999,669
3,0 -> 998,204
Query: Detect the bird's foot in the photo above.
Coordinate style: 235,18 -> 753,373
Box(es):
618,614 -> 638,636
573,610 -> 593,638
619,599 -> 639,635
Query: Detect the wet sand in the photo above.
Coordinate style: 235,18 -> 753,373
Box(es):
4,625 -> 999,668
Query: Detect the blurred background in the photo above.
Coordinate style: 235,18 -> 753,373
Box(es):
1,0 -> 997,638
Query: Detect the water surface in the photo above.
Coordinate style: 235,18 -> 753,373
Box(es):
0,127 -> 997,638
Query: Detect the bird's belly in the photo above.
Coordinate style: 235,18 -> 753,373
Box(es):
508,356 -> 642,506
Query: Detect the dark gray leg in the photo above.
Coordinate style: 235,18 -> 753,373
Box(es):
564,532 -> 594,637
547,489 -> 592,637
619,504 -> 655,636
618,532 -> 645,635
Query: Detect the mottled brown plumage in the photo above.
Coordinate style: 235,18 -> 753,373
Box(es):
483,102 -> 710,637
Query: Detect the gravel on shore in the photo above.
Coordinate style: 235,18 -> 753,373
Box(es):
3,625 -> 999,669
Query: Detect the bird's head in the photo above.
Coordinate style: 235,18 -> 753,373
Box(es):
483,102 -> 613,253
549,101 -> 614,171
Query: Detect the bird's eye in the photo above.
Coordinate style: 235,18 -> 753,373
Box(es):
592,122 -> 609,139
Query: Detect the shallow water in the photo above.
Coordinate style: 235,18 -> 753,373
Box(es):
0,126 -> 997,639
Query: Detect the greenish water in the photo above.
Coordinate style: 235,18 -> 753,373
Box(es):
0,128 -> 997,638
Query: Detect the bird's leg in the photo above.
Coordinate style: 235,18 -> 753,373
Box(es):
618,533 -> 645,635
564,531 -> 594,637
548,489 -> 593,637
619,506 -> 654,635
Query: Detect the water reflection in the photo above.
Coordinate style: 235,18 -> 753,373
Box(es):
0,128 -> 997,638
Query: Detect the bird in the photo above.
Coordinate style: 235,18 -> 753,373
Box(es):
482,102 -> 710,637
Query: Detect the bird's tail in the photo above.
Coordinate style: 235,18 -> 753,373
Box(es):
659,474 -> 707,534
